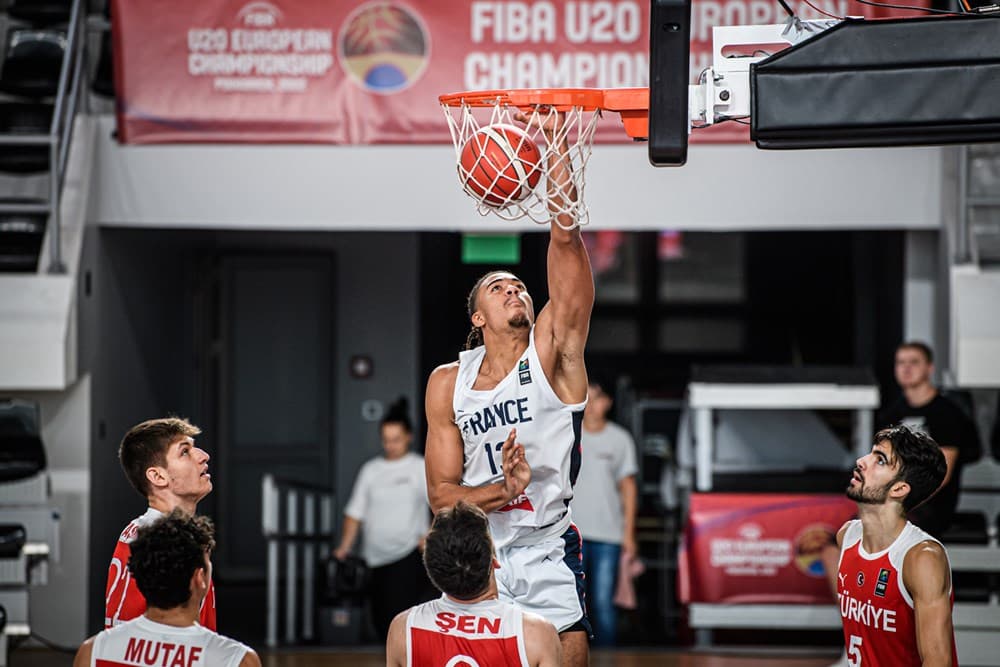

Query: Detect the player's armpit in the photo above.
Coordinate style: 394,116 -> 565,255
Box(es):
905,541 -> 954,667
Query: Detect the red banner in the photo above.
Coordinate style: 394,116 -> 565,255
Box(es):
679,493 -> 856,604
112,0 -> 928,144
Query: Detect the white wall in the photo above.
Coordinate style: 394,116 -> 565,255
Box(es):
904,230 -> 940,352
18,375 -> 91,647
90,116 -> 943,232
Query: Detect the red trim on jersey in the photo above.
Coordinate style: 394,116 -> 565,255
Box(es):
497,494 -> 535,513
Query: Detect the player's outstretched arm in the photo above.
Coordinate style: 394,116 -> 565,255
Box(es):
523,611 -> 562,667
386,610 -> 410,667
526,111 -> 594,404
904,541 -> 954,667
73,637 -> 95,667
425,365 -> 531,513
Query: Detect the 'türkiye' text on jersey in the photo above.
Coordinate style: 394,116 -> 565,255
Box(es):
407,596 -> 529,667
837,520 -> 957,666
454,328 -> 585,549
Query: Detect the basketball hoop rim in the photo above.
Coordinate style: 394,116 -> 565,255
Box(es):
438,87 -> 648,113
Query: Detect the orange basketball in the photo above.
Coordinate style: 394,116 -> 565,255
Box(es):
459,124 -> 542,208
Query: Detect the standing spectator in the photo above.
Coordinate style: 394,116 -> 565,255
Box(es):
333,397 -> 432,639
879,341 -> 982,538
571,378 -> 638,647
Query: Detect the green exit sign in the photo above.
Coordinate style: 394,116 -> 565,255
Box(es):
462,234 -> 521,265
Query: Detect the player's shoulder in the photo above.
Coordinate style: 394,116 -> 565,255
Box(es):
904,538 -> 948,568
521,609 -> 557,635
521,610 -> 559,655
427,362 -> 460,411
428,361 -> 460,387
238,649 -> 262,667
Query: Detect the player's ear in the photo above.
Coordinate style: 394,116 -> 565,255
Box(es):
890,479 -> 911,502
145,466 -> 168,490
472,310 -> 486,327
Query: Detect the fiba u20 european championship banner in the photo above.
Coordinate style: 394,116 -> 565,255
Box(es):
111,0 -> 925,144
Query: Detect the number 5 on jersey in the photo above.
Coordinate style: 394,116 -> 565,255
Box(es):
848,635 -> 862,666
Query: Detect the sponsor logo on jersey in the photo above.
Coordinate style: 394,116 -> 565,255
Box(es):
874,567 -> 891,597
518,358 -> 531,385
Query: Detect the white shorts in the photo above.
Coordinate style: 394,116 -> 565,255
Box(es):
495,524 -> 591,635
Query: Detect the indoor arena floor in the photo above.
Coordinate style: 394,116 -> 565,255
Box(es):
13,648 -> 837,666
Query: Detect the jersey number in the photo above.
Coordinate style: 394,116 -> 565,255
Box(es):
847,634 -> 862,667
484,441 -> 504,476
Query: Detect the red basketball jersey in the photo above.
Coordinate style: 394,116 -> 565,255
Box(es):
105,508 -> 217,630
407,596 -> 529,667
837,520 -> 957,666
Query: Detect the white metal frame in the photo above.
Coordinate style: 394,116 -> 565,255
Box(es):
689,19 -> 841,129
687,381 -> 879,491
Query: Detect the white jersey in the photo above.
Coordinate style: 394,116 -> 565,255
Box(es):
453,327 -> 586,549
407,596 -> 529,667
90,616 -> 248,667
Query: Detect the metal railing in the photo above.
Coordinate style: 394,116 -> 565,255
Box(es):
0,0 -> 87,273
261,474 -> 335,648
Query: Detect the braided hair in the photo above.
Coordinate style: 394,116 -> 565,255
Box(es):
465,272 -> 493,350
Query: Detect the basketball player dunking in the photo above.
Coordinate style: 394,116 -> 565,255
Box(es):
835,425 -> 957,666
387,502 -> 561,667
425,109 -> 594,666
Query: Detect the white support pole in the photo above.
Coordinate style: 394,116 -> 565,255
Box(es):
320,493 -> 333,555
695,407 -> 713,491
263,475 -> 279,649
303,493 -> 316,641
855,408 -> 874,459
285,490 -> 298,644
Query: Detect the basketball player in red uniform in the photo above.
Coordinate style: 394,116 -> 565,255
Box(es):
835,425 -> 956,666
77,510 -> 258,667
104,418 -> 217,629
425,109 -> 594,665
386,501 -> 561,667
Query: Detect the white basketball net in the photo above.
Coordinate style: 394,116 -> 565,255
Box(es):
442,100 -> 601,230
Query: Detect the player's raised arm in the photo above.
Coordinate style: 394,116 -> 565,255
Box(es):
905,541 -> 954,667
542,111 -> 594,341
425,365 -> 530,513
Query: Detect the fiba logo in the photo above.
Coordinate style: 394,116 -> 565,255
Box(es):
237,1 -> 281,27
738,523 -> 762,540
339,2 -> 430,94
